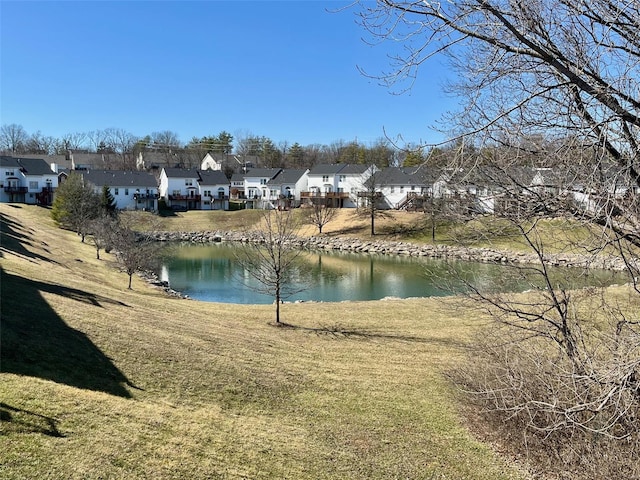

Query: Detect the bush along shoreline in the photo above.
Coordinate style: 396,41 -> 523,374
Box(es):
142,230 -> 628,272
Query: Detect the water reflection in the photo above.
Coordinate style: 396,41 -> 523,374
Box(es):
157,243 -> 627,304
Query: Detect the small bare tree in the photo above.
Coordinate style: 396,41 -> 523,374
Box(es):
234,209 -> 308,324
111,217 -> 162,290
88,215 -> 118,260
305,203 -> 338,234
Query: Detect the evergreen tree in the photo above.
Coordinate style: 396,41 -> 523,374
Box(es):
51,172 -> 100,242
100,184 -> 117,217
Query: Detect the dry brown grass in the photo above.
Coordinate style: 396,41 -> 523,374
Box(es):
128,207 -> 430,240
0,204 -> 536,479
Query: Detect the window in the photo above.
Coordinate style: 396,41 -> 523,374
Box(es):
322,175 -> 329,182
260,178 -> 267,185
339,175 -> 346,182
172,190 -> 181,196
124,188 -> 129,195
400,186 -> 404,193
114,188 -> 119,195
270,189 -> 278,197
6,171 -> 14,176
204,190 -> 211,197
185,179 -> 192,186
390,186 -> 395,193
29,181 -> 38,190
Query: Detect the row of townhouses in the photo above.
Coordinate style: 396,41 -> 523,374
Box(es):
2,155 -> 637,215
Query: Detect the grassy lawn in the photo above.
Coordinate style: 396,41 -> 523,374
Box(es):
0,204 -> 536,479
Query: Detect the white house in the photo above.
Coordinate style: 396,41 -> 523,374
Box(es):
241,168 -> 282,209
303,164 -> 374,208
159,168 -> 201,211
158,167 -> 233,211
374,167 -> 428,210
198,169 -> 230,210
200,153 -> 223,171
81,170 -> 159,211
0,156 -> 58,206
266,169 -> 309,209
229,173 -> 246,200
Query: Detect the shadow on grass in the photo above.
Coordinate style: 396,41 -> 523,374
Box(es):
1,268 -> 134,398
0,402 -> 65,437
0,212 -> 57,264
273,322 -> 466,348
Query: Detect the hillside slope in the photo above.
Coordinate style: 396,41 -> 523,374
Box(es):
0,204 -> 528,480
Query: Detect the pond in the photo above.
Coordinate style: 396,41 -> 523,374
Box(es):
156,243 -> 628,304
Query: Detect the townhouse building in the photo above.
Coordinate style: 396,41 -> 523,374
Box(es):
159,168 -> 232,211
302,164 -> 373,208
158,168 -> 202,211
198,169 -> 230,210
81,170 -> 159,211
266,169 -> 309,209
0,156 -> 58,206
241,168 -> 282,209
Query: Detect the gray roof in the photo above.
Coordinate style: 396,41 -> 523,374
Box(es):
162,167 -> 200,179
198,169 -> 229,186
9,154 -> 70,169
243,168 -> 282,179
269,169 -> 308,185
339,164 -> 369,175
69,153 -> 112,168
376,167 -> 426,186
82,170 -> 158,188
0,156 -> 21,169
307,164 -> 347,175
0,156 -> 54,176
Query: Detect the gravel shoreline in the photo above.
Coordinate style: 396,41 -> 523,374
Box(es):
144,230 -> 628,271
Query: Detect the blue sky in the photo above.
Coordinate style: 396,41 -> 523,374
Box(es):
1,1 -> 454,149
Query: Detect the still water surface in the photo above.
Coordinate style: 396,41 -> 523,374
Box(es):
157,243 -> 626,304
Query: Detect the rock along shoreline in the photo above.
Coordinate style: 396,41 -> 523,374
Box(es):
143,230 -> 628,272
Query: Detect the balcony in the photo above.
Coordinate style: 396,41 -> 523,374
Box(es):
168,194 -> 201,202
300,191 -> 350,199
133,193 -> 159,200
4,186 -> 28,194
206,195 -> 229,201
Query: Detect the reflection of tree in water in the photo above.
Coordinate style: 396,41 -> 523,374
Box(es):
159,243 -> 628,302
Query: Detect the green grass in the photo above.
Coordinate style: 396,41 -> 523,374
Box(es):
0,204 -> 535,479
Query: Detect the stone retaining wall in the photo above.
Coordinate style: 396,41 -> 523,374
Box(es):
144,230 -> 627,271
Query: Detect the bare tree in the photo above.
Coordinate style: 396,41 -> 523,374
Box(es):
86,130 -> 109,153
353,1 -> 640,475
305,203 -> 338,234
358,165 -> 384,235
234,209 -> 308,324
0,124 -> 29,153
111,217 -> 162,290
24,131 -> 56,154
104,128 -> 138,169
88,214 -> 118,260
60,132 -> 88,151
